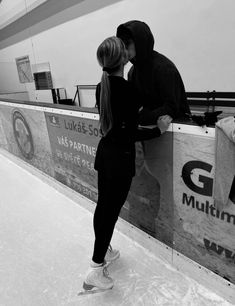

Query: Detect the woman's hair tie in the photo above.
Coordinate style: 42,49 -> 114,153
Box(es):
102,65 -> 119,73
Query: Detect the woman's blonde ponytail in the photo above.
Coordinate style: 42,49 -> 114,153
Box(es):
99,72 -> 112,136
96,36 -> 126,136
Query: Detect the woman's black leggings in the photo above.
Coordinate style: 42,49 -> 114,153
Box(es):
92,171 -> 132,264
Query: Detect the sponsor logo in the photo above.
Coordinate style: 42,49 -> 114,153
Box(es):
182,160 -> 234,204
229,176 -> 235,204
204,238 -> 235,263
48,115 -> 60,127
182,193 -> 235,225
182,161 -> 213,196
12,110 -> 34,160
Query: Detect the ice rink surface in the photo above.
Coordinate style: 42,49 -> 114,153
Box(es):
0,151 -> 233,306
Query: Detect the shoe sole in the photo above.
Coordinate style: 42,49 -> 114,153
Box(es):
83,282 -> 113,291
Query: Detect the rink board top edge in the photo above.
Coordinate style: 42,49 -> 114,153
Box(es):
0,100 -> 215,137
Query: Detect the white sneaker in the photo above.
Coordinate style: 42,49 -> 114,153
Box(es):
83,263 -> 114,290
105,245 -> 120,263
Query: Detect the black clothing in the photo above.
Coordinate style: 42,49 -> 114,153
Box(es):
117,20 -> 191,124
92,76 -> 161,263
95,76 -> 161,177
92,172 -> 132,264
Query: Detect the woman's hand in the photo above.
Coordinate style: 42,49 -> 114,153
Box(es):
157,115 -> 172,134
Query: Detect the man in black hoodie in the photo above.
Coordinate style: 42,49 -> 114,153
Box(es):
116,20 -> 191,125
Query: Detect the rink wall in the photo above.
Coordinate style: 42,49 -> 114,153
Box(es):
0,99 -> 234,291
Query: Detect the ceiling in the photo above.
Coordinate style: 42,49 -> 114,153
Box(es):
0,0 -> 47,30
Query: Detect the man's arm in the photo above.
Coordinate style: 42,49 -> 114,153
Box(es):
139,68 -> 183,125
154,68 -> 184,117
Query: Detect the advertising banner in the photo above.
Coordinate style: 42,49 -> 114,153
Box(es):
122,132 -> 174,247
173,132 -> 235,283
44,111 -> 174,245
0,111 -> 8,150
44,112 -> 100,201
0,103 -> 54,176
0,101 -> 234,285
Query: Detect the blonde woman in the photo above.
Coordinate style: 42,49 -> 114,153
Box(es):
83,36 -> 170,292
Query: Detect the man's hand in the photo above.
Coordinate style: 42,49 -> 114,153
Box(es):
157,115 -> 172,134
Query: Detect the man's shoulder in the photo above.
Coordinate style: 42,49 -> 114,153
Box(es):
152,51 -> 177,71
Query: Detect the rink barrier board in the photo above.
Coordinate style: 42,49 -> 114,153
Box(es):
0,100 -> 234,292
0,147 -> 234,305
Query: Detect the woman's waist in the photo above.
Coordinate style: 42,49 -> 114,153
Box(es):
100,135 -> 135,152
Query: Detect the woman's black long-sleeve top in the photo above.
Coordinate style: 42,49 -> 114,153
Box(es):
94,76 -> 161,177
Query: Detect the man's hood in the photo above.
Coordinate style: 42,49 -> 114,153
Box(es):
116,20 -> 154,64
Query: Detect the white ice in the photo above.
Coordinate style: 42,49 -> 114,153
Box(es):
0,150 -> 233,306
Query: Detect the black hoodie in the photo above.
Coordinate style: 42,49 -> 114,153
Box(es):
117,20 -> 191,124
